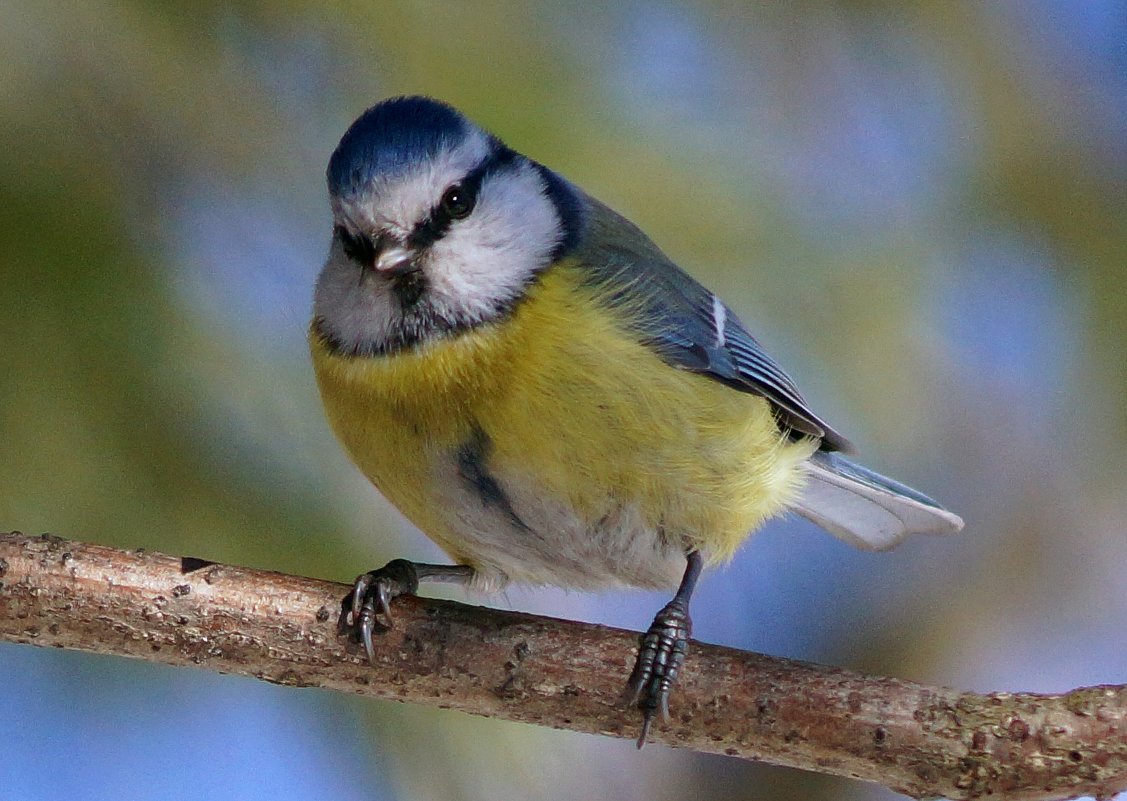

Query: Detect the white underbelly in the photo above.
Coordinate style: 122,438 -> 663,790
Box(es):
429,452 -> 687,592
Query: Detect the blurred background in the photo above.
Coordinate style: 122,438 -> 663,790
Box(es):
2,1 -> 1125,799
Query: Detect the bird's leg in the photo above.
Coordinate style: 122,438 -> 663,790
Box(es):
623,549 -> 703,748
341,560 -> 475,664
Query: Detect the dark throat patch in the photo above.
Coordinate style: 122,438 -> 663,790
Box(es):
390,269 -> 427,309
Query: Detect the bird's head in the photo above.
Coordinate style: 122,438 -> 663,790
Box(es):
314,96 -> 583,355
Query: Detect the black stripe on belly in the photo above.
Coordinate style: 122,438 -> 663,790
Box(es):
456,426 -> 531,532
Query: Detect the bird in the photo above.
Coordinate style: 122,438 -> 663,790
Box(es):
309,95 -> 964,746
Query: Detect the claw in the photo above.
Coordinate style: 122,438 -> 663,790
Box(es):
376,578 -> 395,625
349,573 -> 371,626
624,595 -> 694,746
623,550 -> 702,746
637,711 -> 655,750
359,607 -> 375,663
338,559 -> 430,665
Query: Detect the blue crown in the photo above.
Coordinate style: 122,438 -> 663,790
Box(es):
328,96 -> 470,197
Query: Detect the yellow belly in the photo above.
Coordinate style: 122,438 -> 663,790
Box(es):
310,264 -> 815,589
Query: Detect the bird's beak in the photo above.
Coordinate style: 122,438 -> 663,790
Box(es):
373,236 -> 415,276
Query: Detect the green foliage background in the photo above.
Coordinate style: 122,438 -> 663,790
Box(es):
2,3 -> 1125,800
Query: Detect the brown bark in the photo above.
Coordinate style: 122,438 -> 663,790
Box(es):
1,531 -> 1124,800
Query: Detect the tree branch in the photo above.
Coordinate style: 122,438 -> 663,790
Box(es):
1,531 -> 1123,800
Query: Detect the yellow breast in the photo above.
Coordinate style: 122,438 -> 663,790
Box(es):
310,263 -> 815,582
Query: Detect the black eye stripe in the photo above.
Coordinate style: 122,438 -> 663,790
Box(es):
335,225 -> 376,266
409,143 -> 517,250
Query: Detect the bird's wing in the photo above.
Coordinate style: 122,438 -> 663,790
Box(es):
575,197 -> 852,451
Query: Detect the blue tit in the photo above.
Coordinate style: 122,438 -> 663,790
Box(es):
310,96 -> 963,745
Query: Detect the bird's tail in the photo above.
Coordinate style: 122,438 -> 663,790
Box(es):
791,451 -> 964,551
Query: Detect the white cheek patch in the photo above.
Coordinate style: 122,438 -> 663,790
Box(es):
312,246 -> 399,350
424,161 -> 561,322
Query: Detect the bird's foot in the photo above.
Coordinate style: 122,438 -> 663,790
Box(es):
623,597 -> 692,748
340,559 -> 420,664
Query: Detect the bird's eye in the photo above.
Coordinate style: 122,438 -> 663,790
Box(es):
440,184 -> 475,220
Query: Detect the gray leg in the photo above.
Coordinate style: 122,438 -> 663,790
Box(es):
343,560 -> 475,663
623,550 -> 703,747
